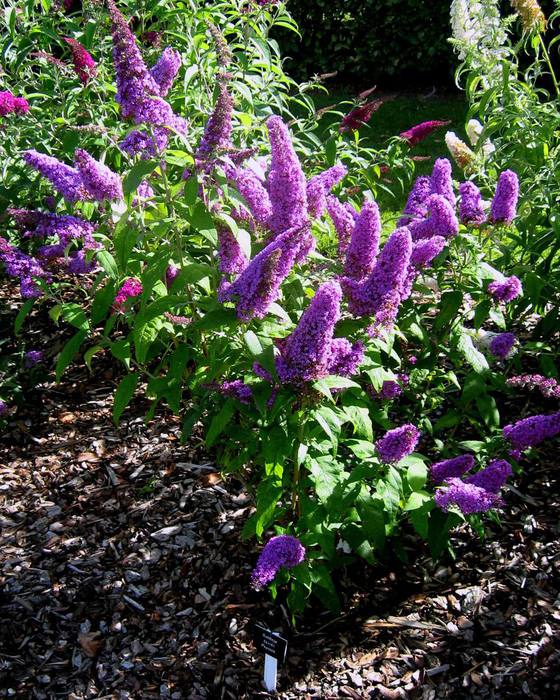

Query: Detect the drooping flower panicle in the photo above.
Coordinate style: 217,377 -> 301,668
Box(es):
64,38 -> 96,84
487,275 -> 522,303
251,535 -> 305,589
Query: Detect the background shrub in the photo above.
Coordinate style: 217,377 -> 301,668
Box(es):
276,0 -> 559,87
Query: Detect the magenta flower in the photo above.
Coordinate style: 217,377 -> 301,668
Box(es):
114,278 -> 143,311
343,199 -> 381,281
487,275 -> 522,303
340,99 -> 384,133
376,423 -> 420,464
251,535 -> 305,589
0,91 -> 29,117
491,170 -> 519,224
64,38 -> 96,84
400,120 -> 451,147
165,264 -> 179,288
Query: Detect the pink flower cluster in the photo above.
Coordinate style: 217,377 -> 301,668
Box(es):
0,91 -> 29,117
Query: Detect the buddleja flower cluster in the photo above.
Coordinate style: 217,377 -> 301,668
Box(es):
431,455 -> 512,513
251,535 -> 305,589
24,148 -> 123,203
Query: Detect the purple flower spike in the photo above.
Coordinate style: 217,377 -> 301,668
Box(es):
326,195 -> 357,255
67,250 -> 96,274
23,150 -> 87,202
342,227 -> 413,326
466,460 -> 512,494
410,236 -> 446,268
218,226 -> 248,275
219,225 -> 311,321
149,47 -> 181,97
74,149 -> 123,201
459,181 -> 487,226
430,454 -> 475,484
491,170 -> 519,224
431,158 -> 455,207
275,281 -> 363,384
398,176 -> 432,226
488,275 -> 522,303
196,81 -> 234,162
121,127 -> 170,159
344,199 -> 381,280
306,163 -> 347,219
251,535 -> 305,589
229,166 -> 273,228
376,423 -> 420,464
266,116 -> 308,236
503,411 -> 560,453
435,478 -> 499,514
408,195 -> 459,241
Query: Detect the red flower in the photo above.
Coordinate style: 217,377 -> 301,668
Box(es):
64,37 -> 96,84
399,120 -> 451,147
339,99 -> 385,133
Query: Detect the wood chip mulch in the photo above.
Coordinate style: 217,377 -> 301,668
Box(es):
0,305 -> 559,699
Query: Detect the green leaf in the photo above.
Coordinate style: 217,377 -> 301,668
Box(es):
456,329 -> 489,373
206,400 -> 236,447
61,303 -> 90,332
476,393 -> 500,429
244,330 -> 262,356
242,473 -> 283,538
56,330 -> 87,382
96,250 -> 119,279
123,160 -> 157,197
435,291 -> 463,332
404,490 -> 431,511
84,345 -> 104,370
14,300 -> 34,335
113,373 -> 139,425
406,461 -> 428,491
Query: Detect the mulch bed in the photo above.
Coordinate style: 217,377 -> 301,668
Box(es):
1,298 -> 559,699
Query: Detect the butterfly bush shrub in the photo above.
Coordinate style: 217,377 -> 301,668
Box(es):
1,0 -> 559,616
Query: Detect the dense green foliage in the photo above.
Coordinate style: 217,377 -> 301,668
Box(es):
276,0 -> 455,85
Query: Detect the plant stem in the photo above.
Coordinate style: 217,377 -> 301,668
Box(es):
538,34 -> 560,98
